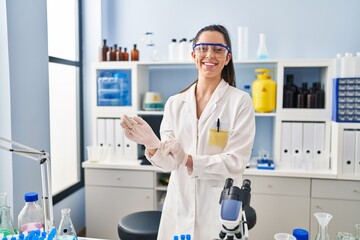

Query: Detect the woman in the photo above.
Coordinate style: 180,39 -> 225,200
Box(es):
120,24 -> 255,239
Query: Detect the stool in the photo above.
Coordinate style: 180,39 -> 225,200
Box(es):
118,210 -> 162,240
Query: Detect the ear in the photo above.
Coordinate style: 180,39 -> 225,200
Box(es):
191,51 -> 196,62
225,52 -> 232,65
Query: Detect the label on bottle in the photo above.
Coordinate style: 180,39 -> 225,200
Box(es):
20,222 -> 44,234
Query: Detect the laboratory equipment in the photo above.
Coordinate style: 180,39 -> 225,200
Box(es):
218,178 -> 256,240
57,208 -> 77,240
356,224 -> 360,240
337,232 -> 353,240
237,26 -> 248,61
168,39 -> 179,61
143,92 -> 164,111
99,39 -> 109,61
252,68 -> 276,113
314,212 -> 332,240
0,137 -> 54,232
256,33 -> 269,60
18,192 -> 45,234
0,206 -> 17,236
274,233 -> 296,240
131,44 -> 139,61
292,228 -> 309,240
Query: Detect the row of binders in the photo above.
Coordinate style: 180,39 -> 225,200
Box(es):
342,129 -> 360,175
280,122 -> 328,170
96,118 -> 137,161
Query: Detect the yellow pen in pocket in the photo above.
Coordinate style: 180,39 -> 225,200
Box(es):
208,128 -> 229,148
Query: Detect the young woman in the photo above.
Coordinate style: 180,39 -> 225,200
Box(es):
120,24 -> 255,239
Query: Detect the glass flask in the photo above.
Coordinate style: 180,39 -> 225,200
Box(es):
0,206 -> 17,237
57,208 -> 77,240
274,233 -> 296,240
314,212 -> 333,240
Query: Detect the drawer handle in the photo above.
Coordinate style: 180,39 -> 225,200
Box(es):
354,189 -> 359,193
117,177 -> 121,181
267,184 -> 273,188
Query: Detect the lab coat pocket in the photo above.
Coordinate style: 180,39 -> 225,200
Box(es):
208,129 -> 229,148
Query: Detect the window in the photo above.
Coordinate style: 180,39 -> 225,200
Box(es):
47,0 -> 83,202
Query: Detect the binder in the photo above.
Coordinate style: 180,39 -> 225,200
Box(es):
342,130 -> 355,174
105,118 -> 115,151
291,122 -> 303,169
355,130 -> 360,174
313,122 -> 326,169
97,118 -> 106,147
303,122 -> 314,168
115,118 -> 124,157
280,122 -> 292,168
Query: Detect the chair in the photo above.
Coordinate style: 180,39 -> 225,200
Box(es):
118,210 -> 162,240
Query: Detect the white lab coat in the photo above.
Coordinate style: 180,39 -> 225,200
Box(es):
146,79 -> 255,240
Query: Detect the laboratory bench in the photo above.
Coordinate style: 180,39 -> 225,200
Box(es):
82,161 -> 360,240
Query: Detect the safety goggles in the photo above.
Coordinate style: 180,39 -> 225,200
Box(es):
192,43 -> 230,58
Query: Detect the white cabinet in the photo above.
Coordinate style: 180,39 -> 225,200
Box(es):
246,176 -> 310,239
310,179 -> 360,239
84,168 -> 155,240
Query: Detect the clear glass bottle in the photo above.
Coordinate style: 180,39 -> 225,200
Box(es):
57,208 -> 77,240
0,206 -> 17,237
314,212 -> 332,240
256,33 -> 269,60
18,192 -> 45,234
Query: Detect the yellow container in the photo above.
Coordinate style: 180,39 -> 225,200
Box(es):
252,68 -> 276,113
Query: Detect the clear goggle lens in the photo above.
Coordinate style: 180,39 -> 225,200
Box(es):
193,43 -> 230,57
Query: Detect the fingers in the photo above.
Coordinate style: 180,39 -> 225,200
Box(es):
120,114 -> 138,130
132,116 -> 146,125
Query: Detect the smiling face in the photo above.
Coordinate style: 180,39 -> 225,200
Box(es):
192,30 -> 232,81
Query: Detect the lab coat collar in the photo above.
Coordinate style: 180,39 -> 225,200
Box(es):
181,79 -> 229,123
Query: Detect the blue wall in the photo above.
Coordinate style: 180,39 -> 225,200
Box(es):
102,0 -> 360,60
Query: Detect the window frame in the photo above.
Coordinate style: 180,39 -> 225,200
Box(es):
47,0 -> 84,204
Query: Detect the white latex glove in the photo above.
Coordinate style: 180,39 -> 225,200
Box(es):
163,139 -> 188,165
119,115 -> 161,149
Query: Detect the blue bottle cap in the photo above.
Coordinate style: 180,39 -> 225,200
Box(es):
24,192 -> 38,202
186,234 -> 191,240
180,234 -> 185,240
293,228 -> 309,240
173,236 -> 179,240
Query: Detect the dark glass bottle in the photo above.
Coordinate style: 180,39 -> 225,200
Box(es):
123,48 -> 129,61
118,47 -> 123,61
106,47 -> 112,61
301,82 -> 309,107
297,88 -> 305,108
100,39 -> 109,61
283,74 -> 298,108
307,88 -> 317,108
131,44 -> 139,61
110,45 -> 117,61
314,82 -> 325,108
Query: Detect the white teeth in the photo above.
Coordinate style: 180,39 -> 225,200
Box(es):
203,62 -> 216,66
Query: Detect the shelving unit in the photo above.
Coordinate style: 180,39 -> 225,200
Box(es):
84,59 -> 360,240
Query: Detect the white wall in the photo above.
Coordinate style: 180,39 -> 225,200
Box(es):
102,0 -> 360,61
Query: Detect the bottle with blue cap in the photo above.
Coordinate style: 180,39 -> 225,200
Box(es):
18,192 -> 45,234
293,228 -> 309,240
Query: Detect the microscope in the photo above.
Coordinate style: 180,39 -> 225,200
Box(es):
218,178 -> 257,240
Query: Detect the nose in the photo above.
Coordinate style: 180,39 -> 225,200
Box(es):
205,47 -> 215,57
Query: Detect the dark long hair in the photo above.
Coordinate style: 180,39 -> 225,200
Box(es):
181,24 -> 236,93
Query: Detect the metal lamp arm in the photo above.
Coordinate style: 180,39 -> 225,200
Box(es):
0,136 -> 55,232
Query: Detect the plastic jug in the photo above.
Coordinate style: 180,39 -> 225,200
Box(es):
252,68 -> 276,112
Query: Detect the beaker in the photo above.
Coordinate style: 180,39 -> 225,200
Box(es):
355,224 -> 360,240
0,206 -> 16,237
314,212 -> 333,240
57,208 -> 77,240
274,233 -> 296,240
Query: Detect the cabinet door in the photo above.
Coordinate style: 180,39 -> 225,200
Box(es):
85,185 -> 154,240
247,176 -> 310,239
251,194 -> 310,239
310,199 -> 360,239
